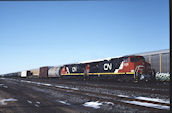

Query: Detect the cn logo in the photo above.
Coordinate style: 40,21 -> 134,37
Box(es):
72,67 -> 77,72
104,63 -> 112,70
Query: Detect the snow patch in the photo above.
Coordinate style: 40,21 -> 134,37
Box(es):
83,101 -> 114,109
55,85 -> 79,90
0,98 -> 18,105
27,100 -> 32,104
56,100 -> 71,105
121,100 -> 170,110
117,94 -> 129,98
83,101 -> 102,109
34,104 -> 39,107
0,84 -> 8,88
3,86 -> 8,88
36,101 -> 40,104
41,83 -> 52,86
103,102 -> 114,105
117,95 -> 170,104
134,96 -> 170,104
70,88 -> 79,90
3,79 -> 78,91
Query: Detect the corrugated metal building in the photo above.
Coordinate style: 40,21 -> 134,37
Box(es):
134,49 -> 169,73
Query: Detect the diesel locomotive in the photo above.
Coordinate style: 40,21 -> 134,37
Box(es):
46,55 -> 154,82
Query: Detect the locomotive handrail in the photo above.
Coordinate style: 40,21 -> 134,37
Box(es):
134,65 -> 144,80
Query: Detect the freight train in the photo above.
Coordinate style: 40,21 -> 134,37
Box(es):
0,55 -> 155,82
37,55 -> 154,82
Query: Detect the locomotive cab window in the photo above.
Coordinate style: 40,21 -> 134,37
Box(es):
139,56 -> 145,61
123,57 -> 129,62
131,56 -> 145,62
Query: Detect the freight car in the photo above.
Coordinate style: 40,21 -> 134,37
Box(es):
21,70 -> 31,77
48,66 -> 61,77
0,72 -> 21,78
48,55 -> 154,82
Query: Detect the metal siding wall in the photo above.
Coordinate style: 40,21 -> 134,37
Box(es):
137,50 -> 169,73
161,53 -> 169,73
143,56 -> 149,63
150,54 -> 160,73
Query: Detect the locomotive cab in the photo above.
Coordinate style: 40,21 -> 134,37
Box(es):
130,56 -> 152,81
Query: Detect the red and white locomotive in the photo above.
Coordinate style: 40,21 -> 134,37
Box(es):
57,55 -> 153,82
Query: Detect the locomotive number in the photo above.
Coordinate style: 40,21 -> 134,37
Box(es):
104,63 -> 112,70
124,63 -> 129,67
72,67 -> 77,72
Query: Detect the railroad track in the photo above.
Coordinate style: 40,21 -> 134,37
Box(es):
19,78 -> 169,96
2,78 -> 170,112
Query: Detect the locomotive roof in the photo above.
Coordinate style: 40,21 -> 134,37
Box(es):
61,55 -> 145,66
79,56 -> 122,64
